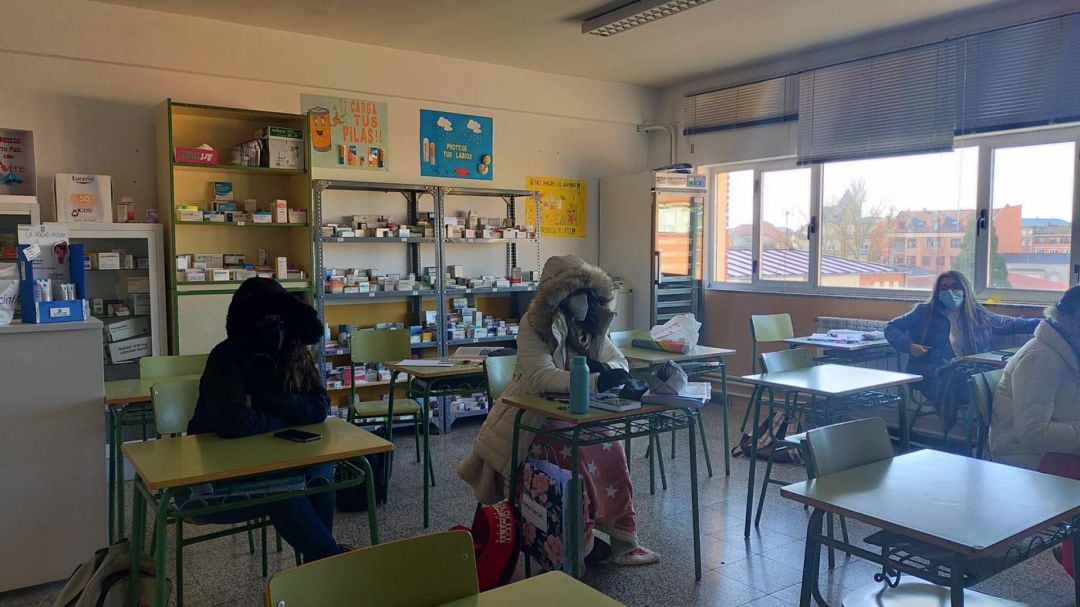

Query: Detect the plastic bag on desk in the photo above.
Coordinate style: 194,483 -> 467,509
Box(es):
649,313 -> 701,351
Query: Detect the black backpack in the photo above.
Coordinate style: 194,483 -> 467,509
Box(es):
336,426 -> 390,512
731,411 -> 804,464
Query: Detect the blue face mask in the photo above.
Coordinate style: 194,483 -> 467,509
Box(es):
937,288 -> 964,310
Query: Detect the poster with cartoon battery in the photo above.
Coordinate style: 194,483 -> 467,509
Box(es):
0,129 -> 35,197
300,94 -> 389,170
419,109 -> 493,180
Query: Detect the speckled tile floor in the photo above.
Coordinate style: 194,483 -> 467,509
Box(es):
2,402 -> 1075,606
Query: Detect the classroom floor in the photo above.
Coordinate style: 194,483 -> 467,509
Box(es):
2,400 -> 1074,606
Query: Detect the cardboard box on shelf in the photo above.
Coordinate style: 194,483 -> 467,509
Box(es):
106,316 -> 151,342
211,269 -> 231,282
108,334 -> 152,363
254,127 -> 304,170
193,254 -> 224,269
55,174 -> 113,223
213,182 -> 234,201
288,209 -> 307,224
129,293 -> 151,316
272,200 -> 288,223
97,252 -> 121,270
126,276 -> 150,294
252,211 -> 273,224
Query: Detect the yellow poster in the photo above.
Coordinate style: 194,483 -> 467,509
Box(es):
525,176 -> 588,238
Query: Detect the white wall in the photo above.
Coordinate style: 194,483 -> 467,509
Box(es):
0,0 -> 659,264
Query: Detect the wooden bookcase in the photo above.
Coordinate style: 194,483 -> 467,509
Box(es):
156,100 -> 312,354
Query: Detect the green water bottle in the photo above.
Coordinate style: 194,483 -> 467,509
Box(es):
570,356 -> 590,414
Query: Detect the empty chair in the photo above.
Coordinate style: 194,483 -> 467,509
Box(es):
349,329 -> 426,465
750,313 -> 795,373
803,417 -> 895,478
140,353 -> 209,379
484,354 -> 516,403
265,530 -> 479,607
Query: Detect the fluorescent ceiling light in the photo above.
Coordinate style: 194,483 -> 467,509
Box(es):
582,0 -> 717,37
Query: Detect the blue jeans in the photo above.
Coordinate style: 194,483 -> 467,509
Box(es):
188,464 -> 340,562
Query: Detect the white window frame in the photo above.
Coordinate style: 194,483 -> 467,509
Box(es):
705,123 -> 1080,304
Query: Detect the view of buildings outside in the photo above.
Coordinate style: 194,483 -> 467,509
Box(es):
713,141 -> 1076,291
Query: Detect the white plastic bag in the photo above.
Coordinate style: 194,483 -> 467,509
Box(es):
650,313 -> 701,348
0,280 -> 18,325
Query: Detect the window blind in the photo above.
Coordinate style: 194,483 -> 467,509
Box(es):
958,14 -> 1080,134
796,42 -> 959,164
683,76 -> 797,135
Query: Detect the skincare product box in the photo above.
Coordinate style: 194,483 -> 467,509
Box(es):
97,252 -> 121,270
116,197 -> 135,223
55,174 -> 113,223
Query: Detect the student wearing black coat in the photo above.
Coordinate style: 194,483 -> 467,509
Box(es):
187,278 -> 342,562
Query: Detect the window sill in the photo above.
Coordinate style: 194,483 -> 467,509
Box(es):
705,283 -> 1053,311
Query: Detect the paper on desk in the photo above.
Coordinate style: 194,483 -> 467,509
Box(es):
398,359 -> 453,366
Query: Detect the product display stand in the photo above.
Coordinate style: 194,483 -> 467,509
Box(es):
313,180 -> 541,432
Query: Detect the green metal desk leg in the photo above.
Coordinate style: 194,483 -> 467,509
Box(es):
798,508 -> 825,607
687,410 -> 702,581
648,428 -> 656,495
114,408 -> 126,542
106,406 -> 115,543
744,386 -> 764,539
696,410 -> 714,477
358,456 -> 380,544
153,489 -> 174,607
569,427 -> 582,579
128,481 -> 146,607
422,381 -> 432,528
176,518 -> 184,603
899,386 -> 911,452
721,362 -> 731,476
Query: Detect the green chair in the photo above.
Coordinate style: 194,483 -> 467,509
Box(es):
968,369 -> 1003,460
484,354 -> 516,402
349,329 -> 423,462
265,530 -> 479,607
140,353 -> 209,379
150,378 -> 282,606
744,314 -> 795,433
804,417 -> 894,477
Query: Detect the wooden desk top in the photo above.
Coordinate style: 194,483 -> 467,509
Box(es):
618,344 -> 736,365
784,337 -> 892,352
781,449 -> 1080,557
385,361 -> 485,380
122,418 -> 393,491
502,394 -> 670,425
105,375 -> 201,406
741,364 -> 921,397
437,572 -> 625,606
961,347 -> 1020,368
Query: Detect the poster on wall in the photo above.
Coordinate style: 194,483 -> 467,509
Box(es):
300,94 -> 389,170
419,109 -> 493,180
0,129 -> 35,198
525,176 -> 587,238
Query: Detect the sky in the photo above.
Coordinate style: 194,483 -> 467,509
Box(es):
723,141 -> 1076,231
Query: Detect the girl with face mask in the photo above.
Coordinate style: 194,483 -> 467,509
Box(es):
186,278 -> 344,562
885,271 -> 1038,402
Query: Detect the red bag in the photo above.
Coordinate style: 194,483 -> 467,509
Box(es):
451,501 -> 520,591
1037,452 -> 1080,580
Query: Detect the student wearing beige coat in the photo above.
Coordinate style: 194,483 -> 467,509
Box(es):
991,286 -> 1080,469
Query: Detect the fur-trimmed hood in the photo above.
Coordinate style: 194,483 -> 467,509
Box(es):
526,255 -> 616,348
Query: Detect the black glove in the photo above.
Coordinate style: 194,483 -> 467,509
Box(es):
596,368 -> 630,393
586,359 -> 608,374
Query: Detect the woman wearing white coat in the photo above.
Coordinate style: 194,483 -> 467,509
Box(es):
457,255 -> 658,567
991,286 -> 1080,469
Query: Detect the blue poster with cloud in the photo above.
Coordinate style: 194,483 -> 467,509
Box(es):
419,109 -> 493,180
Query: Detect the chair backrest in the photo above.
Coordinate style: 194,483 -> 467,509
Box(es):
484,355 -> 517,402
969,369 -> 1003,425
750,313 -> 794,372
609,329 -> 651,348
265,530 -> 479,607
151,378 -> 200,436
760,348 -> 814,374
804,417 -> 894,478
349,329 -> 412,365
140,354 -> 209,379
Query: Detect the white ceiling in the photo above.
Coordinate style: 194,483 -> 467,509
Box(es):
94,0 -> 1007,88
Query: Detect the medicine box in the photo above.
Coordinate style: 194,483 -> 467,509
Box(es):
252,211 -> 273,224
178,210 -> 204,222
193,254 -> 224,269
211,269 -> 231,282
108,335 -> 152,363
126,276 -> 150,294
213,182 -> 234,201
106,316 -> 150,342
272,200 -> 288,223
288,209 -> 307,224
129,293 -> 151,316
97,252 -> 121,270
223,254 -> 245,267
276,257 -> 288,280
255,127 -> 304,170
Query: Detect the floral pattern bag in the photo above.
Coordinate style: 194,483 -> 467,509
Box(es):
519,456 -> 583,574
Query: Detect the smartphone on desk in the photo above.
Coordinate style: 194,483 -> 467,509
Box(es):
274,429 -> 322,443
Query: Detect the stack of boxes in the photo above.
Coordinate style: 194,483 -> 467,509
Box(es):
175,181 -> 306,225
320,212 -> 436,240
443,212 -> 535,240
103,316 -> 152,365
323,268 -> 425,295
445,297 -> 519,343
177,251 -> 303,283
84,249 -> 152,320
323,323 -> 437,391
443,264 -> 538,291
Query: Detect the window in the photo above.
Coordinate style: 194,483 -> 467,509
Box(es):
819,148 -> 977,289
989,141 -> 1076,291
950,238 -> 962,248
759,168 -> 812,283
711,169 -> 754,284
